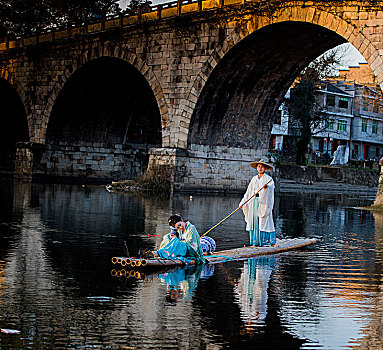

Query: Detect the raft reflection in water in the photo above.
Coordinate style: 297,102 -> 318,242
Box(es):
159,264 -> 215,302
234,256 -> 275,331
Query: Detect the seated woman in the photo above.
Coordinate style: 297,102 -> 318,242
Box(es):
157,214 -> 205,264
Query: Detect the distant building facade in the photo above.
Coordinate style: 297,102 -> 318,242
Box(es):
270,64 -> 383,162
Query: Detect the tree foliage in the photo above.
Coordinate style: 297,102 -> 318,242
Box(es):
124,0 -> 152,13
284,50 -> 341,165
0,0 -> 121,37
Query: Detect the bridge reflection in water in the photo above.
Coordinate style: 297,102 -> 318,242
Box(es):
0,180 -> 382,349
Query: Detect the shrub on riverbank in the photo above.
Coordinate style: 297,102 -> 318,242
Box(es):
133,164 -> 173,193
106,164 -> 173,194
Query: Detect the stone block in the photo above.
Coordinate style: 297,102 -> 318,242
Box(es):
359,12 -> 368,21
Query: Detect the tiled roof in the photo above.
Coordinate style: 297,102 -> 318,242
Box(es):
323,82 -> 352,96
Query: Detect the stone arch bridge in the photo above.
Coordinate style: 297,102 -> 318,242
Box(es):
1,0 -> 383,191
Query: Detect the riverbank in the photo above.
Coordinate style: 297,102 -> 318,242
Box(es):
104,178 -> 378,196
278,163 -> 379,187
279,178 -> 377,195
57,163 -> 380,195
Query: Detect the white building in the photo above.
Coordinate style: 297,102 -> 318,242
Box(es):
351,84 -> 383,159
270,80 -> 383,161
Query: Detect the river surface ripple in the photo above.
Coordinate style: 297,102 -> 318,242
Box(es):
0,181 -> 382,349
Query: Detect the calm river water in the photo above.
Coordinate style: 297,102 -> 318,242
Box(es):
0,180 -> 382,349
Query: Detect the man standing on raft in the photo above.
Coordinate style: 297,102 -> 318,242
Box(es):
239,159 -> 276,247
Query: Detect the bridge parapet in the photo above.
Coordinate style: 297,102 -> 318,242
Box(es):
0,0 -> 220,51
2,0 -> 383,54
8,0 -> 378,51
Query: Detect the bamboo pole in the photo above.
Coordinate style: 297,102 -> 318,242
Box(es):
200,179 -> 272,238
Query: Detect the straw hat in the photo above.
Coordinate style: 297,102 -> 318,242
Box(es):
250,159 -> 273,171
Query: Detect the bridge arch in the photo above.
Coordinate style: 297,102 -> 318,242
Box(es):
0,69 -> 30,110
186,6 -> 379,151
42,46 -> 169,145
44,55 -> 163,182
0,77 -> 29,174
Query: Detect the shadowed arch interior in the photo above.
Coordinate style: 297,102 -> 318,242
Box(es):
0,79 -> 29,173
44,57 -> 162,181
41,57 -> 162,182
188,21 -> 347,150
47,57 -> 161,146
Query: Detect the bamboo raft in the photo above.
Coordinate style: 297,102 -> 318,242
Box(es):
111,238 -> 317,269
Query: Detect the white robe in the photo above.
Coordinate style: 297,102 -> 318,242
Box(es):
239,173 -> 275,232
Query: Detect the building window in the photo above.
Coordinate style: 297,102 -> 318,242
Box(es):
364,144 -> 370,159
269,136 -> 276,150
326,119 -> 334,130
337,120 -> 347,131
339,97 -> 349,109
372,120 -> 378,134
354,144 -> 359,158
373,101 -> 379,114
326,95 -> 335,107
275,109 -> 282,124
362,121 -> 367,132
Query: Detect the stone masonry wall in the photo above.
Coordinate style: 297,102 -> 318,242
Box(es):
323,166 -> 379,186
14,144 -> 33,180
278,163 -> 379,187
38,143 -> 150,182
172,144 -> 266,192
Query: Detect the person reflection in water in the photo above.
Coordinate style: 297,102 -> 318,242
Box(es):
234,256 -> 275,332
160,264 -> 212,302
